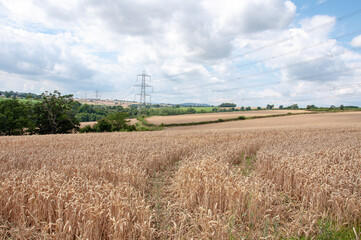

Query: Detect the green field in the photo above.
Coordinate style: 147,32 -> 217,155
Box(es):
0,97 -> 39,104
173,106 -> 216,112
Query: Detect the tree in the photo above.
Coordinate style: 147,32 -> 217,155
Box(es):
0,99 -> 33,135
219,103 -> 236,107
266,104 -> 274,109
257,106 -> 261,110
4,92 -> 11,98
33,91 -> 80,134
287,104 -> 298,109
306,105 -> 317,110
187,107 -> 196,114
279,105 -> 283,109
94,119 -> 112,132
105,112 -> 130,131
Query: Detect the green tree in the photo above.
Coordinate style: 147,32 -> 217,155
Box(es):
33,91 -> 80,134
0,99 -> 33,135
279,105 -> 283,109
219,103 -> 236,107
306,105 -> 317,110
106,112 -> 130,131
4,92 -> 11,98
187,107 -> 196,114
287,104 -> 299,109
94,119 -> 112,132
266,104 -> 274,109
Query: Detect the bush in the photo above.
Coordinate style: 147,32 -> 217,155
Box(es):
187,107 -> 196,114
79,112 -> 135,133
94,119 -> 112,132
106,112 -> 129,131
79,125 -> 95,133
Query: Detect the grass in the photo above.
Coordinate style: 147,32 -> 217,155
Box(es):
135,116 -> 164,131
174,106 -> 216,112
0,97 -> 39,104
289,220 -> 361,240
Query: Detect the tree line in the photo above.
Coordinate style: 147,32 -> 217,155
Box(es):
0,91 -> 134,136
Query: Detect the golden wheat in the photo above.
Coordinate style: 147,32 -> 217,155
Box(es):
1,112 -> 360,239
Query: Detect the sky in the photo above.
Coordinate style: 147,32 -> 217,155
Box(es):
0,0 -> 361,107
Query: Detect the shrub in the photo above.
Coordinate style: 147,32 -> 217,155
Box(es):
79,125 -> 95,133
94,119 -> 112,132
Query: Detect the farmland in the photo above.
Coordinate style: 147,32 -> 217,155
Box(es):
1,112 -> 361,239
147,109 -> 309,125
165,111 -> 361,131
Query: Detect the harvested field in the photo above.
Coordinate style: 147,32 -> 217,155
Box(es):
147,110 -> 308,125
1,112 -> 361,239
165,111 -> 361,131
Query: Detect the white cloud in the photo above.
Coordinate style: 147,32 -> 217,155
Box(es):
351,35 -> 361,47
0,0 -> 360,107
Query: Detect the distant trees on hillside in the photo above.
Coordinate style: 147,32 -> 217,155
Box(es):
284,104 -> 299,109
219,103 -> 236,107
266,104 -> 274,109
0,90 -> 41,99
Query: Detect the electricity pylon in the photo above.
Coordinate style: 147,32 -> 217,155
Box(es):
134,72 -> 153,113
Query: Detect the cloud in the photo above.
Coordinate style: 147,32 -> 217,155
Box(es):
351,35 -> 361,47
0,0 -> 360,107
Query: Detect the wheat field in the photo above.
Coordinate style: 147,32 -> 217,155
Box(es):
1,112 -> 361,239
147,110 -> 308,125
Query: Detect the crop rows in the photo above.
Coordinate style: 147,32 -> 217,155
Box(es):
1,125 -> 360,239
